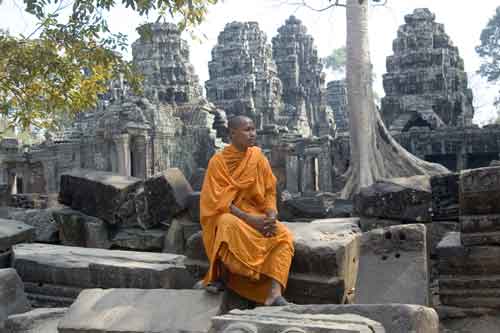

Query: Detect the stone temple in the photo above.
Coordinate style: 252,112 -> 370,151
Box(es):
2,8 -> 500,333
272,15 -> 334,137
382,9 -> 500,171
205,21 -> 284,131
381,8 -> 474,131
0,23 -> 224,194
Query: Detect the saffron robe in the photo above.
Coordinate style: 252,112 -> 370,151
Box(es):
200,145 -> 294,304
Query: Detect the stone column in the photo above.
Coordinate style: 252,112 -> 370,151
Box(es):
285,154 -> 300,193
42,160 -> 57,193
456,144 -> 467,171
114,134 -> 131,176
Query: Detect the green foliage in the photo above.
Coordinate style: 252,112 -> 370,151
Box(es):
0,0 -> 219,132
477,6 -> 500,83
323,46 -> 346,72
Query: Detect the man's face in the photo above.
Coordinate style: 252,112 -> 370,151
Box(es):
231,119 -> 256,149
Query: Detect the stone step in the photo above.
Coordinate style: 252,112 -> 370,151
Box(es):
185,219 -> 361,304
459,166 -> 500,216
5,308 -> 67,333
12,243 -> 195,294
461,231 -> 500,246
57,289 -> 223,333
436,232 -> 500,275
210,304 -> 439,333
0,218 -> 35,252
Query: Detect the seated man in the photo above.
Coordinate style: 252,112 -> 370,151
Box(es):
200,115 -> 294,306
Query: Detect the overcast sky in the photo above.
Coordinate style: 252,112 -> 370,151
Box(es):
1,0 -> 499,125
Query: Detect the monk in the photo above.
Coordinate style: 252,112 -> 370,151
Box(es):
199,115 -> 294,306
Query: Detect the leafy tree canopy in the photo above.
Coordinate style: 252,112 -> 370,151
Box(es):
323,46 -> 346,72
0,0 -> 219,133
477,6 -> 500,83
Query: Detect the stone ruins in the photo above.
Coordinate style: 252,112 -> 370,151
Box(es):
1,7 -> 500,333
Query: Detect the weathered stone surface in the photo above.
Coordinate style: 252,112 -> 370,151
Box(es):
437,232 -> 500,276
430,172 -> 459,221
441,315 -> 500,333
0,268 -> 31,325
272,15 -> 334,137
381,8 -> 474,131
205,21 -> 283,130
211,304 -> 439,333
58,169 -> 142,226
5,209 -> 58,243
437,231 -> 500,308
0,219 -> 34,251
439,275 -> 500,308
52,208 -> 109,248
460,214 -> 500,246
359,217 -> 402,232
429,221 -> 459,256
459,166 -> 500,216
163,214 -> 199,254
58,289 -> 223,333
132,22 -> 203,104
140,168 -> 193,228
327,80 -> 349,133
13,243 -> 194,293
189,168 -> 206,191
356,224 -> 429,305
186,191 -> 201,223
5,307 -> 67,333
211,310 -> 384,333
186,219 -> 361,304
354,176 -> 432,222
110,227 -> 164,251
279,193 -> 352,221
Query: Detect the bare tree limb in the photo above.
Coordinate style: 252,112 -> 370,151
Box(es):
284,0 -> 346,12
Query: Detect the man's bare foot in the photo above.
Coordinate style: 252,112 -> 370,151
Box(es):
264,279 -> 289,306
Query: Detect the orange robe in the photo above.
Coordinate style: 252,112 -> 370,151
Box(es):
200,144 -> 294,304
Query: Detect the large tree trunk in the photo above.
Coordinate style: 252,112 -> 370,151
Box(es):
341,0 -> 448,199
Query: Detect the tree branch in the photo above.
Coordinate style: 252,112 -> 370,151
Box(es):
284,0 -> 346,12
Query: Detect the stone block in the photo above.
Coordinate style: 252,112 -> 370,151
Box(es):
354,176 -> 432,222
59,169 -> 142,226
430,172 -> 459,221
189,168 -> 206,191
0,268 -> 31,325
428,221 -> 459,256
460,166 -> 500,215
140,168 -> 193,228
12,243 -> 195,304
359,217 -> 402,232
163,214 -> 200,254
110,227 -> 164,251
4,307 -> 67,333
186,191 -> 201,223
6,208 -> 59,243
57,289 -> 223,333
437,232 -> 500,275
355,224 -> 429,305
52,208 -> 110,248
211,310 -> 384,333
439,275 -> 500,308
186,219 -> 361,304
230,304 -> 439,333
460,214 -> 500,246
211,303 -> 438,333
0,219 -> 35,251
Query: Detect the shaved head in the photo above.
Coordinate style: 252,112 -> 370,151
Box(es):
228,115 -> 253,130
228,115 -> 256,151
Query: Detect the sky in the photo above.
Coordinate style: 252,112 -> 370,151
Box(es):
1,0 -> 499,125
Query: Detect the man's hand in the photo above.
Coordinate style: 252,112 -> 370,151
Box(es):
245,213 -> 276,237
